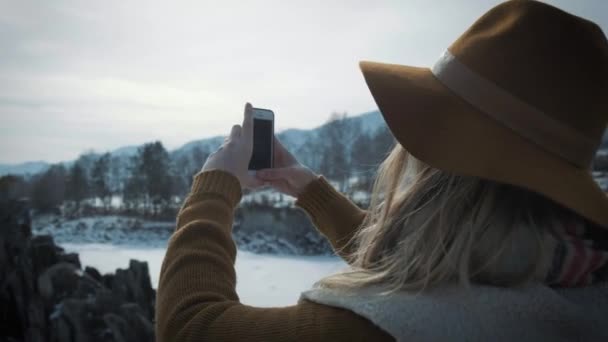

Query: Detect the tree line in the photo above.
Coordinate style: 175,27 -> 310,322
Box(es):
298,112 -> 395,191
1,110 -> 606,220
0,113 -> 396,217
0,141 -> 205,218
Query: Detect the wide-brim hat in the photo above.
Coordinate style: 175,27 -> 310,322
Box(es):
360,0 -> 608,228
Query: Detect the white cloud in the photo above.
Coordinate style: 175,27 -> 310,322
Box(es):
0,0 -> 605,163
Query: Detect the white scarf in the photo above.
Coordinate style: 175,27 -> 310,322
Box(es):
301,282 -> 608,342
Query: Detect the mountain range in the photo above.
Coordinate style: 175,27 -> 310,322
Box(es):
0,110 -> 385,177
2,110 -> 607,178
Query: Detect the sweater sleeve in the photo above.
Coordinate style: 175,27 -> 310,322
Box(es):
155,170 -> 391,342
295,176 -> 367,260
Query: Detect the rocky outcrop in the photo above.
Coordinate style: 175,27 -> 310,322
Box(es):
0,200 -> 155,342
234,204 -> 333,255
31,206 -> 335,255
32,216 -> 174,248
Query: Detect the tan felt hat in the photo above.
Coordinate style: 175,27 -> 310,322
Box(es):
360,0 -> 608,228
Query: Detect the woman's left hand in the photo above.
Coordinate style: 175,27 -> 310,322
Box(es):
202,103 -> 264,189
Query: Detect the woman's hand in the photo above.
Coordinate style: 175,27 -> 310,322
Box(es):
256,137 -> 318,197
202,103 -> 263,189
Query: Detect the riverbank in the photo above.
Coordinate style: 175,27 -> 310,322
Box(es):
61,243 -> 345,307
0,201 -> 155,341
32,207 -> 335,255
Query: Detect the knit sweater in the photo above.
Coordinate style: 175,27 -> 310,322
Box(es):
155,170 -> 393,341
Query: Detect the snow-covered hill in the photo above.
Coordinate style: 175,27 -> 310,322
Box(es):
5,108 -> 608,178
1,110 -> 384,178
169,110 -> 384,162
6,109 -> 604,183
32,210 -> 334,255
0,161 -> 50,177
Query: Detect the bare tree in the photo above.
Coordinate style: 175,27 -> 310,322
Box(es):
318,112 -> 361,190
0,175 -> 30,202
66,162 -> 89,211
91,153 -> 112,210
31,164 -> 67,213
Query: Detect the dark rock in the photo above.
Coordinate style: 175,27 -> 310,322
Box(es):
37,263 -> 84,303
85,266 -> 103,282
102,260 -> 155,320
58,252 -> 81,269
30,235 -> 63,275
103,313 -> 130,342
235,204 -> 333,255
0,200 -> 156,341
103,304 -> 154,342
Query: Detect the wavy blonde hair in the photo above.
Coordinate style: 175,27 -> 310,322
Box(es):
320,144 -> 580,292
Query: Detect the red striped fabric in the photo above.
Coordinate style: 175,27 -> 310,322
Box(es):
547,220 -> 608,287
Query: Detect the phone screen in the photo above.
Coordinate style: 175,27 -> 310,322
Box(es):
248,118 -> 273,170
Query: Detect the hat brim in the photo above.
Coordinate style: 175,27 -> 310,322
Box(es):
360,61 -> 608,228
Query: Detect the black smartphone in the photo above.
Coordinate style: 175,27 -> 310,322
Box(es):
248,107 -> 274,170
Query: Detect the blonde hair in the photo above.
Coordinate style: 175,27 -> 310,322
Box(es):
320,145 -> 579,292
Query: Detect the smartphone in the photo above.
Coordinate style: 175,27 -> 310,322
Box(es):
248,107 -> 274,170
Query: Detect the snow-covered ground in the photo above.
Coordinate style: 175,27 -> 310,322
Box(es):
61,243 -> 346,307
33,214 -> 334,255
34,216 -> 174,247
241,188 -> 294,208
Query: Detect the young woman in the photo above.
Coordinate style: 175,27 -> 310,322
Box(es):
156,1 -> 608,341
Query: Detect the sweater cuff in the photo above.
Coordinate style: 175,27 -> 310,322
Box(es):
295,176 -> 344,217
191,170 -> 243,208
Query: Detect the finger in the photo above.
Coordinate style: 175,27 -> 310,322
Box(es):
243,174 -> 265,189
273,136 -> 287,153
265,179 -> 295,197
242,103 -> 253,143
256,167 -> 293,180
273,136 -> 298,165
229,124 -> 242,141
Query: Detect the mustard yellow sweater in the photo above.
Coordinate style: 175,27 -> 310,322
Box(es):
155,170 -> 392,341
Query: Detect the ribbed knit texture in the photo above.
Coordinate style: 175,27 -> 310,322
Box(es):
155,170 -> 392,341
296,177 -> 367,258
190,169 -> 242,207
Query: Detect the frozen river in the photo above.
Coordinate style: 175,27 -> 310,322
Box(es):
61,243 -> 346,307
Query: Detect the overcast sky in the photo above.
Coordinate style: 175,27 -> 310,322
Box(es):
0,0 -> 606,164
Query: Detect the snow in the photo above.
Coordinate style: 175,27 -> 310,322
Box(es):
596,176 -> 608,191
61,243 -> 346,307
33,214 -> 334,255
351,190 -> 371,204
34,215 -> 174,247
91,196 -> 124,208
241,188 -> 294,207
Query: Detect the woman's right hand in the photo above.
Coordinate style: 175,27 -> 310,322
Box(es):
255,137 -> 318,197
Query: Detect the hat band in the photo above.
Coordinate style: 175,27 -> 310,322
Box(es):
431,50 -> 595,168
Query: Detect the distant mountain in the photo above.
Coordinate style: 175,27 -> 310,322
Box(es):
277,109 -> 385,154
0,111 -> 384,177
0,161 -> 50,177
170,136 -> 225,163
5,110 -> 607,179
0,145 -> 150,177
110,145 -> 139,157
169,110 -> 385,165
